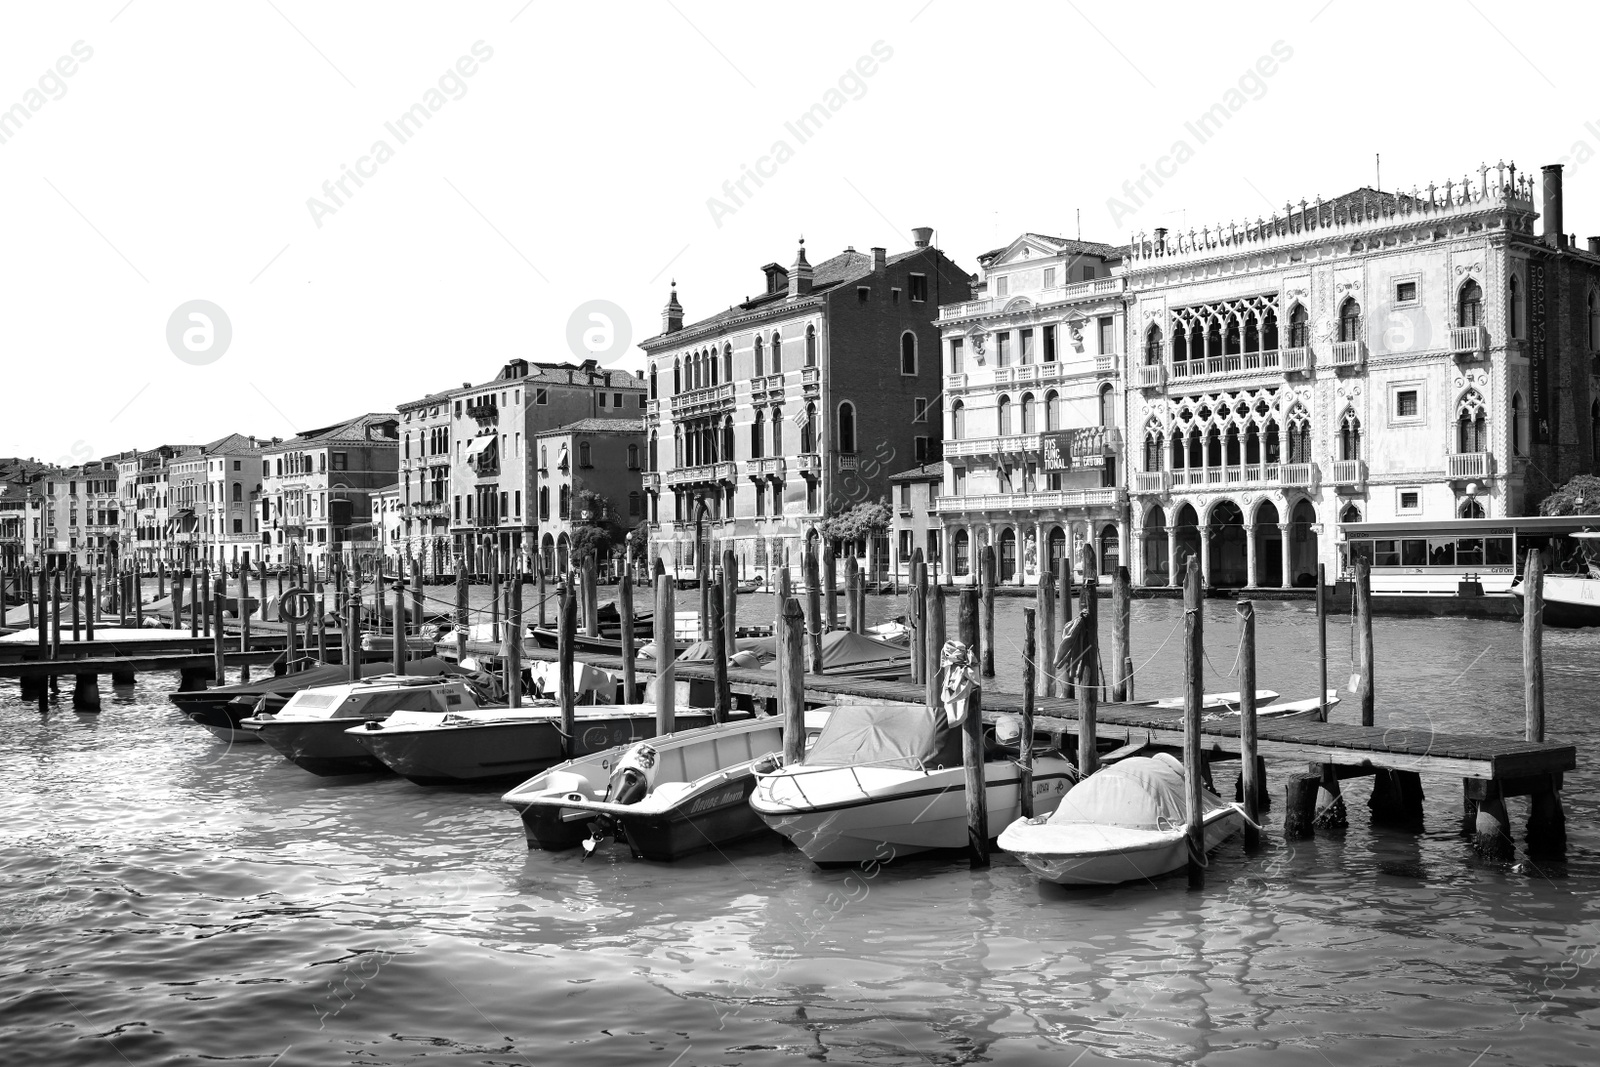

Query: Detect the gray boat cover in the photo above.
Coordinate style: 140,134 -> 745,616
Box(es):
800,704 -> 956,770
1047,753 -> 1224,830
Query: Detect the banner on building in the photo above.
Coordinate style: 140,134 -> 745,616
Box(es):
1042,428 -> 1115,471
1529,259 -> 1550,444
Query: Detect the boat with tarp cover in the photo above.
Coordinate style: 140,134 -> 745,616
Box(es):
997,753 -> 1245,885
750,703 -> 1076,865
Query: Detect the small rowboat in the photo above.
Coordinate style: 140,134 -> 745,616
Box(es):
501,712 -> 827,860
1150,689 -> 1279,712
1202,690 -> 1339,726
998,753 -> 1245,886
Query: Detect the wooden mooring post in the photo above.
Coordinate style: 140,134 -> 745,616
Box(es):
70,570 -> 80,643
84,574 -> 94,643
924,578 -> 945,713
1077,545 -> 1099,778
823,539 -> 838,633
1020,605 -> 1037,819
844,555 -> 859,635
392,578 -> 406,677
1038,566 -> 1055,699
454,562 -> 468,674
619,572 -> 637,703
803,544 -> 823,675
212,576 -> 226,686
910,552 -> 926,687
780,597 -> 806,764
1111,565 -> 1133,701
558,591 -> 576,756
710,579 -> 730,724
1237,600 -> 1260,849
346,576 -> 362,682
189,570 -> 199,638
583,554 -> 599,639
979,544 -> 996,678
958,586 -> 988,868
1182,557 -> 1205,889
722,548 -> 738,656
654,559 -> 675,735
1057,556 -> 1073,699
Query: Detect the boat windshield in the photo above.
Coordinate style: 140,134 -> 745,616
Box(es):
799,704 -> 958,770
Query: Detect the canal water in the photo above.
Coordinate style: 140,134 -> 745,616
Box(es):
3,594 -> 1599,1065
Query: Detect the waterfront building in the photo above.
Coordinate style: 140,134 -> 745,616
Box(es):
396,390 -> 454,577
196,434 -> 265,568
1123,162 -> 1600,588
257,414 -> 399,570
531,417 -> 645,576
887,461 -> 944,586
51,458 -> 124,567
0,458 -> 49,570
441,358 -> 646,571
935,235 -> 1130,585
641,231 -> 971,582
116,446 -> 178,570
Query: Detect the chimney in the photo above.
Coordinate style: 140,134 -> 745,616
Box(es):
1154,226 -> 1168,251
1542,163 -> 1565,248
872,246 -> 887,273
661,281 -> 684,333
788,237 -> 812,298
1588,237 -> 1600,255
911,226 -> 933,248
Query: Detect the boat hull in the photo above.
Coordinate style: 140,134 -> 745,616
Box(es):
753,761 -> 1075,866
517,774 -> 767,861
1512,575 -> 1600,628
247,718 -> 392,776
1003,805 -> 1242,886
354,711 -> 718,785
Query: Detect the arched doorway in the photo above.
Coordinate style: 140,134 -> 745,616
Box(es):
952,529 -> 970,578
1253,502 -> 1282,588
556,533 -> 571,575
541,533 -> 556,576
1173,503 -> 1201,581
1142,506 -> 1170,587
999,528 -> 1017,582
1208,501 -> 1247,587
1047,525 -> 1067,576
1290,499 -> 1318,587
1100,524 -> 1120,576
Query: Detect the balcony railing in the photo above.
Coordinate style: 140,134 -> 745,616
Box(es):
945,372 -> 967,393
944,432 -> 1043,458
837,454 -> 857,470
1135,364 -> 1166,389
1281,346 -> 1311,373
671,383 -> 736,417
742,457 -> 786,478
793,453 -> 820,474
1448,452 -> 1493,479
1451,325 -> 1489,358
1330,340 -> 1366,368
1331,459 -> 1366,488
932,487 -> 1125,514
664,461 -> 737,486
1095,353 -> 1116,375
642,472 -> 660,492
801,366 -> 820,387
1133,471 -> 1171,493
465,400 -> 498,420
402,502 -> 448,520
1164,462 -> 1314,489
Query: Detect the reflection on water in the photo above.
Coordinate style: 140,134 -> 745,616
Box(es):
2,598 -> 1599,1065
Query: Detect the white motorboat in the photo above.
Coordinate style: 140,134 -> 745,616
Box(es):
349,703 -> 728,785
998,753 -> 1245,886
242,675 -> 487,776
1202,690 -> 1339,725
1150,689 -> 1279,711
749,703 -> 1077,866
500,711 -> 829,860
1510,531 -> 1600,627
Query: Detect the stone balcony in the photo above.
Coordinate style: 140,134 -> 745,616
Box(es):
1135,364 -> 1166,389
1165,348 -> 1314,386
793,453 -> 820,474
1329,340 -> 1366,370
932,487 -> 1125,514
943,356 -> 1116,395
742,457 -> 786,478
945,432 -> 1043,458
1133,471 -> 1170,494
801,366 -> 820,394
1331,459 -> 1366,491
664,461 -> 737,487
669,383 -> 735,418
642,472 -> 660,492
1156,461 -> 1317,491
1448,452 -> 1493,480
1451,325 -> 1489,360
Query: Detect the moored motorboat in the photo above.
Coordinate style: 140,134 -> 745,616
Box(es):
1202,690 -> 1339,726
749,703 -> 1077,866
1510,531 -> 1600,627
243,675 -> 488,776
1150,689 -> 1279,711
998,753 -> 1245,885
168,657 -> 463,742
348,703 -> 731,785
500,711 -> 829,859
754,629 -> 912,681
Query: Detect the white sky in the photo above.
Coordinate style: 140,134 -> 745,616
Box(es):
3,1 -> 1596,463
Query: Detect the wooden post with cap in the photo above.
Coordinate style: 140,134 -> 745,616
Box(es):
804,544 -> 823,675
1183,556 -> 1205,889
1237,599 -> 1260,849
780,596 -> 806,765
654,558 -> 675,735
710,579 -> 730,724
979,545 -> 996,678
559,590 -> 576,756
1021,605 -> 1037,819
1077,544 -> 1099,778
958,587 -> 988,867
619,571 -> 637,703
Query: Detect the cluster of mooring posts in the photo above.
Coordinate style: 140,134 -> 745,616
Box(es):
450,538 -> 1573,881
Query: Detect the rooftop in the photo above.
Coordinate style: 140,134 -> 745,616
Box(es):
888,461 -> 944,483
535,417 -> 645,437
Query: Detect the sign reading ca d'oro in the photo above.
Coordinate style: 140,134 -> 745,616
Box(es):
1042,428 -> 1113,471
